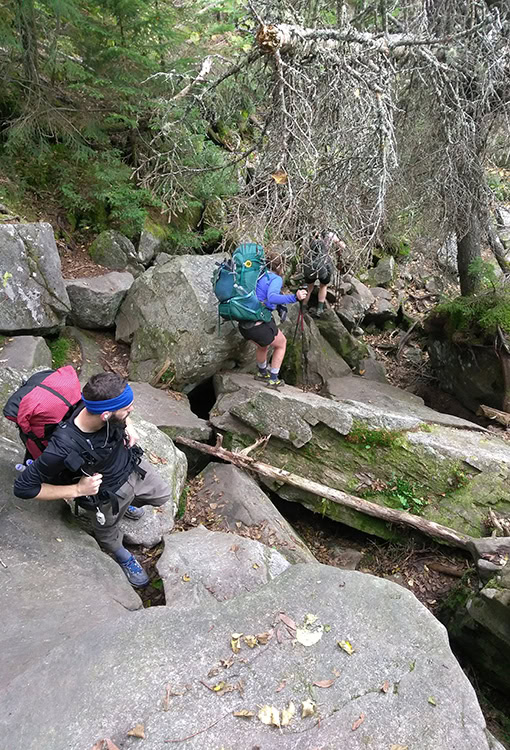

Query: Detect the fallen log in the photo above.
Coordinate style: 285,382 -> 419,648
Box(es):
477,404 -> 510,427
175,435 -> 473,551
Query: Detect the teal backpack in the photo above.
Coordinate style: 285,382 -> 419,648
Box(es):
212,243 -> 273,324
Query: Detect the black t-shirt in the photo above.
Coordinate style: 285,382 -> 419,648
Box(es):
14,409 -> 133,500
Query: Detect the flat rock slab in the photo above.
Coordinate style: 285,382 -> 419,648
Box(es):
195,462 -> 316,564
0,436 -> 141,690
62,326 -> 104,384
157,525 -> 290,608
0,335 -> 52,370
0,564 -> 499,750
0,222 -> 70,334
117,415 -> 187,547
326,375 -> 486,432
130,382 -> 212,442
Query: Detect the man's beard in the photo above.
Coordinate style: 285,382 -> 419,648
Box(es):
108,415 -> 128,430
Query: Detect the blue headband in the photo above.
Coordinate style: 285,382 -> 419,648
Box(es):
82,383 -> 134,414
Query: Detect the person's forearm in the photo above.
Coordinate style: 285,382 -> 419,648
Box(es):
34,482 -> 81,501
267,291 -> 297,305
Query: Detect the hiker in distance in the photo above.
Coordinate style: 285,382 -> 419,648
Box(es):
239,255 -> 307,388
303,230 -> 346,317
13,372 -> 171,588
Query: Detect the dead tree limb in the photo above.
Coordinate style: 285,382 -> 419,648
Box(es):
175,436 -> 472,550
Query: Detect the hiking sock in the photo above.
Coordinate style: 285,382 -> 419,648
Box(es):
257,361 -> 268,375
269,368 -> 280,382
113,546 -> 132,563
317,302 -> 325,314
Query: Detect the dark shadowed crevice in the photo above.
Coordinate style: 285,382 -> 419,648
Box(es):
187,377 -> 216,420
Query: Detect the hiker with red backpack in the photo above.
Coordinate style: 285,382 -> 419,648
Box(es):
9,370 -> 171,588
212,243 -> 306,389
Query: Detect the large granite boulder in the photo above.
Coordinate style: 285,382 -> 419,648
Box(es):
0,563 -> 502,750
367,256 -> 396,287
115,254 -> 245,388
0,223 -> 70,334
428,337 -> 504,412
157,525 -> 290,608
314,307 -> 369,372
88,230 -> 144,276
209,373 -> 510,541
0,435 -> 141,691
65,271 -> 134,329
194,462 -> 316,564
278,304 -> 351,386
0,335 -> 52,370
129,382 -> 211,442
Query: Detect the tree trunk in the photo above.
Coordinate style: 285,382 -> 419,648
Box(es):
17,0 -> 39,86
175,436 -> 473,550
457,219 -> 482,296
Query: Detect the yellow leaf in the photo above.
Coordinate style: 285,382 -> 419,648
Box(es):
213,681 -> 225,692
338,640 -> 355,655
281,701 -> 295,726
243,635 -> 258,648
233,709 -> 254,718
258,704 -> 281,727
271,170 -> 288,184
252,563 -> 259,569
127,723 -> 145,738
182,574 -> 190,582
428,696 -> 437,706
296,625 -> 323,647
304,613 -> 318,625
391,746 -> 408,750
230,633 -> 243,653
301,699 -> 315,718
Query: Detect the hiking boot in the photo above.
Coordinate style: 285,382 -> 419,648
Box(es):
254,371 -> 270,382
266,378 -> 285,389
118,554 -> 149,588
124,505 -> 145,520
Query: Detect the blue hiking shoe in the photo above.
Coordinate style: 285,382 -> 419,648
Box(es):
254,371 -> 270,382
118,554 -> 149,588
124,505 -> 145,520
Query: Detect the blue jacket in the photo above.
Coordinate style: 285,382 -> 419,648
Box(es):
256,272 -> 297,311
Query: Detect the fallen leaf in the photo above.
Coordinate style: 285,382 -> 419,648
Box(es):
56,538 -> 63,542
235,521 -> 242,528
213,681 -> 225,692
231,633 -> 243,653
182,574 -> 190,582
304,613 -> 318,625
381,680 -> 390,693
258,704 -> 281,727
324,624 -> 331,632
230,544 -> 240,553
313,679 -> 335,688
301,699 -> 315,718
351,713 -> 365,731
233,709 -> 254,718
279,613 -> 297,632
252,563 -> 259,569
209,503 -> 217,510
90,741 -> 121,750
275,679 -> 287,692
127,724 -> 145,739
281,701 -> 295,726
428,696 -> 437,706
338,640 -> 355,655
255,630 -> 273,645
271,170 -> 288,184
243,635 -> 258,648
220,656 -> 234,669
390,746 -> 408,750
296,625 -> 323,647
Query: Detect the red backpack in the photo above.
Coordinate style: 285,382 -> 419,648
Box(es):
3,366 -> 82,459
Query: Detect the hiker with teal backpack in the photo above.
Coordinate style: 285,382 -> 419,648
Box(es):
213,243 -> 307,388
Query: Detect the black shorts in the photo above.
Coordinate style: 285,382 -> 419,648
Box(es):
303,264 -> 332,285
238,318 -> 278,347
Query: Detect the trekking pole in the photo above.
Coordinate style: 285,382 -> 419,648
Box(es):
299,299 -> 309,391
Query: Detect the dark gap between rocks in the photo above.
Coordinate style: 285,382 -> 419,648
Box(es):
187,377 -> 216,420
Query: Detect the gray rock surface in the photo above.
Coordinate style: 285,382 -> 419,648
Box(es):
0,335 -> 52,370
88,230 -> 144,276
496,206 -> 510,228
157,525 -> 290,608
0,435 -> 141,690
138,228 -> 162,265
61,325 -> 103,384
195,462 -> 316,564
117,415 -> 187,546
65,271 -> 134,329
343,274 -> 376,310
358,356 -> 389,383
315,307 -> 369,372
0,366 -> 46,442
130,381 -> 212,442
116,254 -> 246,387
367,256 -> 395,287
437,233 -> 458,275
336,293 -> 366,330
364,296 -> 397,325
0,563 -> 500,750
0,222 -> 70,334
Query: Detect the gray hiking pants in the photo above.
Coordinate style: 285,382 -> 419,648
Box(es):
84,459 -> 171,554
